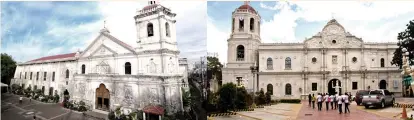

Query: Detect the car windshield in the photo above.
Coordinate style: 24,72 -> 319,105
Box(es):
369,90 -> 383,95
357,91 -> 369,95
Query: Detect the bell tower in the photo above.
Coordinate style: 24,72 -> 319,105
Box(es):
223,1 -> 262,92
134,1 -> 180,74
227,1 -> 261,68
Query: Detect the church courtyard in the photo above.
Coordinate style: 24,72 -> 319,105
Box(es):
1,93 -> 97,120
210,101 -> 405,120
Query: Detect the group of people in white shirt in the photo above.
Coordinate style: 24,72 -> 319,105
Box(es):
308,92 -> 351,114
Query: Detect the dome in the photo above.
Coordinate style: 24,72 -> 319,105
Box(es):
236,2 -> 257,14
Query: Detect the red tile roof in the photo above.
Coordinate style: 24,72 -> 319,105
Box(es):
237,4 -> 257,14
28,53 -> 77,62
143,105 -> 164,115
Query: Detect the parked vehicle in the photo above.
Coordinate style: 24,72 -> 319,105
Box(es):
362,89 -> 395,109
355,90 -> 370,105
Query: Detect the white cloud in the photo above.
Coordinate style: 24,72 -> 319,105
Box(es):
209,1 -> 414,63
207,17 -> 228,64
98,1 -> 207,64
3,1 -> 207,63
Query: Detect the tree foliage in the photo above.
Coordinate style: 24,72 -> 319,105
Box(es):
235,86 -> 248,109
1,53 -> 16,85
218,83 -> 237,112
391,20 -> 414,68
182,88 -> 192,108
255,89 -> 266,105
207,56 -> 223,85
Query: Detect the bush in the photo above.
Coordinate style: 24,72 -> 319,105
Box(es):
265,91 -> 271,104
270,100 -> 278,104
255,89 -> 266,105
279,99 -> 301,104
54,94 -> 60,103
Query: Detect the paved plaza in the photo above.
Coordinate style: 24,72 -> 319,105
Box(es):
1,93 -> 99,120
212,100 -> 401,120
212,103 -> 302,120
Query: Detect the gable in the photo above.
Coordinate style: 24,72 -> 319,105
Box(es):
80,32 -> 136,58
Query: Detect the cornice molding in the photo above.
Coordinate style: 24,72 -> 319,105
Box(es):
137,49 -> 180,55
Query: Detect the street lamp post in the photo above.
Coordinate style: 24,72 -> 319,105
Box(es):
250,64 -> 258,107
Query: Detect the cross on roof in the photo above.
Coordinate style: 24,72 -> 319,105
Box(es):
104,20 -> 106,28
244,1 -> 250,5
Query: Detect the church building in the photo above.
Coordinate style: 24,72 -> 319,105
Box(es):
222,2 -> 403,99
12,1 -> 188,114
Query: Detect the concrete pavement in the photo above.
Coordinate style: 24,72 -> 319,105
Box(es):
1,93 -> 99,120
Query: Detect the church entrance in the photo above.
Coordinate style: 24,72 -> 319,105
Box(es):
328,79 -> 342,95
95,83 -> 110,111
379,80 -> 387,89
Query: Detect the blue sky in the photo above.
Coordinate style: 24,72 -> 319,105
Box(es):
1,1 -> 207,64
207,1 -> 414,63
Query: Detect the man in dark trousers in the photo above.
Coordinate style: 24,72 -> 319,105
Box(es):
308,94 -> 312,107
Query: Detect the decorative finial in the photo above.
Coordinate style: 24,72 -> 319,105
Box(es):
331,13 -> 335,20
244,1 -> 250,5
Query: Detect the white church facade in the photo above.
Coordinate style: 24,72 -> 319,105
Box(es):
11,1 -> 189,113
222,2 -> 403,99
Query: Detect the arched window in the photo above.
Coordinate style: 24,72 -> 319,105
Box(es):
250,18 -> 254,31
285,83 -> 292,95
239,18 -> 244,31
380,58 -> 385,67
285,57 -> 291,69
65,69 -> 69,78
125,62 -> 131,75
165,22 -> 170,37
232,18 -> 235,32
267,84 -> 273,95
267,57 -> 273,69
147,23 -> 154,37
81,64 -> 85,74
236,45 -> 245,61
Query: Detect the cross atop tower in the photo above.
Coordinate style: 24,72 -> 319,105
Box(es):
103,20 -> 106,28
244,1 -> 250,5
331,13 -> 335,19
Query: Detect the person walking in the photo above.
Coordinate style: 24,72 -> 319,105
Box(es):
337,93 -> 343,114
330,94 -> 335,110
317,93 -> 323,111
19,96 -> 23,104
312,94 -> 316,109
324,93 -> 330,111
344,93 -> 350,113
308,94 -> 312,107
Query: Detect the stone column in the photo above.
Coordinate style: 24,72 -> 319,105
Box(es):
143,112 -> 146,120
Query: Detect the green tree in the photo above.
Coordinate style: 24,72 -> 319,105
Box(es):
182,88 -> 192,108
218,83 -> 237,112
235,86 -> 248,109
391,20 -> 414,68
207,56 -> 223,86
255,89 -> 266,105
1,53 -> 17,85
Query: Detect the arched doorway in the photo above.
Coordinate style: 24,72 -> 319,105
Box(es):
379,80 -> 387,89
96,83 -> 110,111
328,79 -> 342,95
